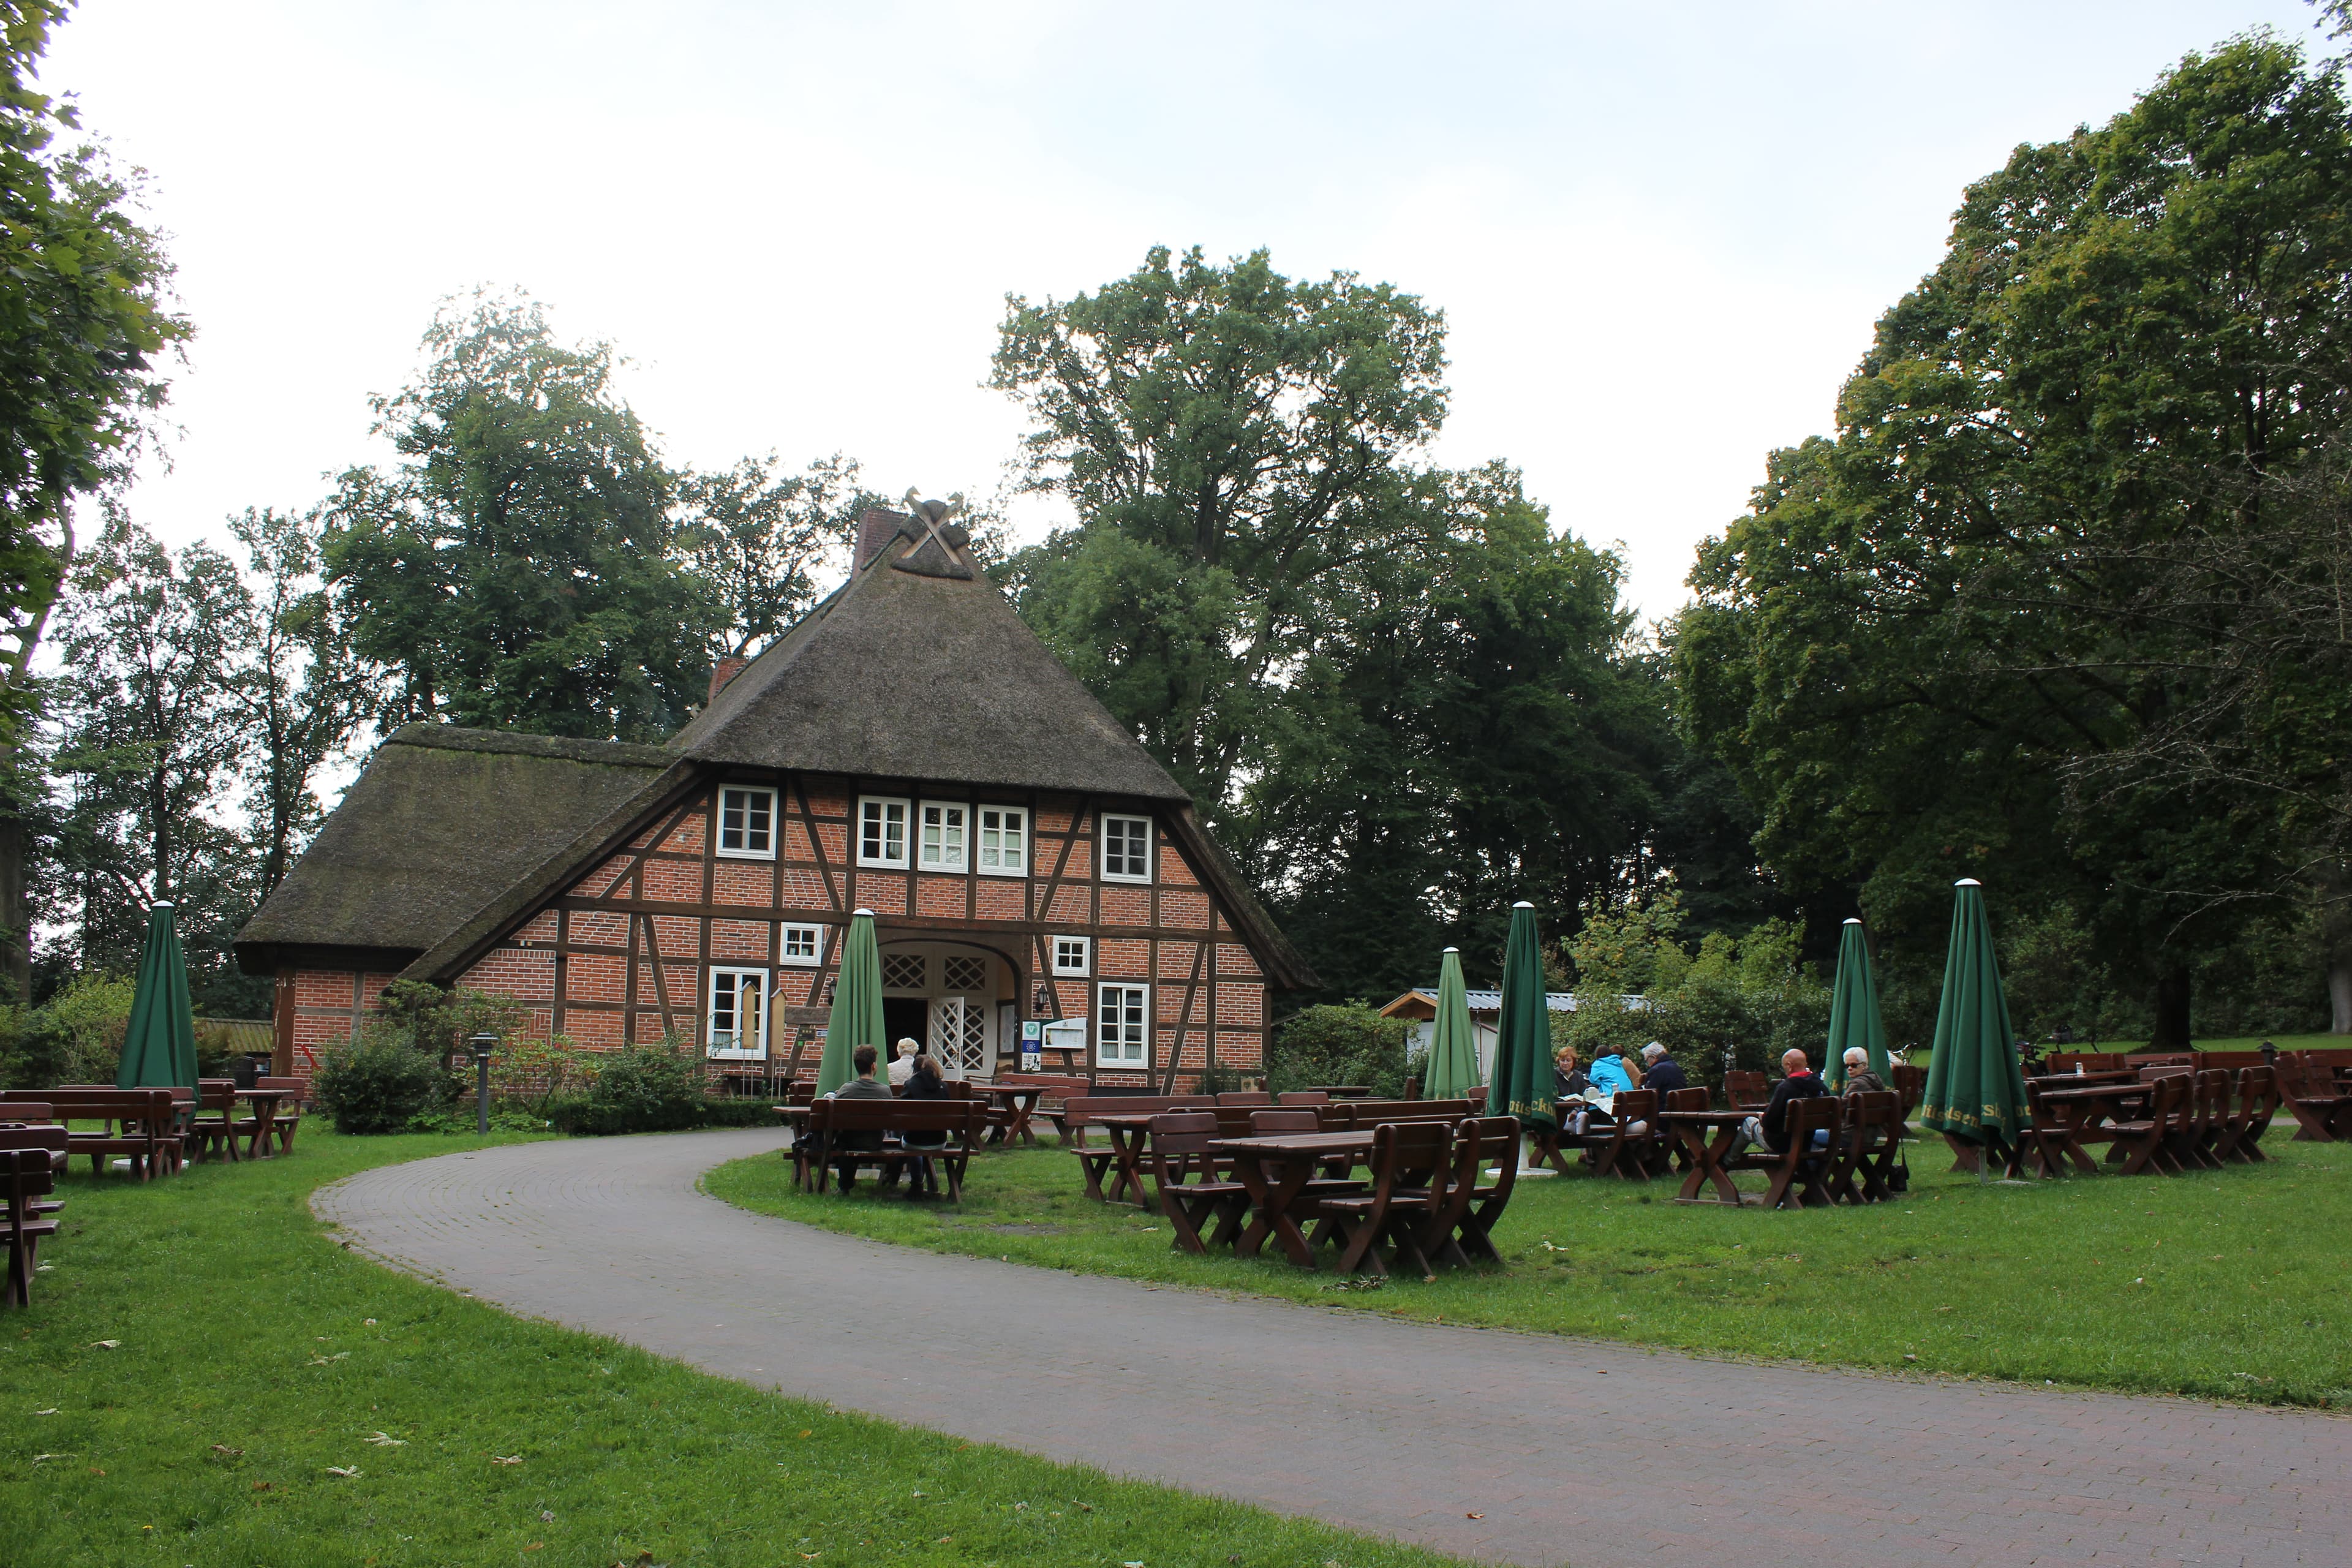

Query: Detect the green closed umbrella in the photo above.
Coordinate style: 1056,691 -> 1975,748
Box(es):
1823,918 -> 1891,1090
118,902 -> 198,1097
814,910 -> 887,1096
1423,947 -> 1480,1100
1488,902 -> 1556,1134
1919,879 -> 2031,1173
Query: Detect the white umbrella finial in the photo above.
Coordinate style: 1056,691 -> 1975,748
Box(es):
1955,878 -> 1981,888
1513,900 -> 1534,908
851,907 -> 873,917
1843,916 -> 1861,924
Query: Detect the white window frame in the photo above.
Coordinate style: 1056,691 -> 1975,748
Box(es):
715,785 -> 777,860
977,805 -> 1028,876
706,966 -> 770,1060
778,923 -> 823,967
1100,813 -> 1153,883
858,796 -> 910,868
1096,981 -> 1150,1069
1052,935 -> 1091,977
918,800 -> 968,872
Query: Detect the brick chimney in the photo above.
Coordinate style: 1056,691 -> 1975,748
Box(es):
707,655 -> 748,706
853,507 -> 902,572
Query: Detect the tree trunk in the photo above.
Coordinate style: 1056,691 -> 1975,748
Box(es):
2149,959 -> 2193,1052
0,753 -> 24,1003
2318,861 -> 2352,1036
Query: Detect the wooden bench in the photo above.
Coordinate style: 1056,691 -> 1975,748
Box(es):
989,1074 -> 1093,1143
1327,1098 -> 1475,1129
1827,1090 -> 1903,1204
2046,1052 -> 2127,1074
1724,1071 -> 1771,1112
1061,1096 -> 1215,1204
2104,1072 -> 2188,1175
1421,1115 -> 1519,1265
1567,1088 -> 1663,1180
2278,1054 -> 2351,1142
797,1099 -> 986,1200
1308,1120 -> 1454,1276
254,1077 -> 310,1155
1145,1112 -> 1252,1254
2,1129 -> 67,1308
0,1088 -> 180,1179
2215,1064 -> 2280,1162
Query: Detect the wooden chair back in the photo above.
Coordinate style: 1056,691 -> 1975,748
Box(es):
1145,1110 -> 1221,1161
2225,1064 -> 2280,1160
1664,1086 -> 1708,1114
2193,1050 -> 2267,1074
0,1103 -> 52,1125
1890,1064 -> 1927,1123
1248,1107 -> 1322,1136
1208,1104 -> 1258,1140
1724,1071 -> 1770,1109
2126,1052 -> 2193,1071
2046,1052 -> 2125,1074
1275,1090 -> 1329,1106
2137,1062 -> 2194,1081
1423,1115 -> 1519,1265
1215,1091 -> 1271,1107
1303,1085 -> 1375,1099
1331,1098 -> 1472,1128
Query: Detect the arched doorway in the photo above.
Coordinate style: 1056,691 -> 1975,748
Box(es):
875,939 -> 1019,1080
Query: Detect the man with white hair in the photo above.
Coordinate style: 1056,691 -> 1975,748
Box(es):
1838,1046 -> 1890,1099
1640,1041 -> 1689,1101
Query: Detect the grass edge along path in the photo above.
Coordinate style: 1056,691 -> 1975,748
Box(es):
706,1136 -> 2352,1411
0,1129 -> 1472,1568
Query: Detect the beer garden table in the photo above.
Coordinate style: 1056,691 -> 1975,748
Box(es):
2026,1080 -> 2152,1175
1659,1109 -> 1756,1205
1206,1130 -> 1374,1266
1085,1112 -> 1168,1208
967,1082 -> 1047,1147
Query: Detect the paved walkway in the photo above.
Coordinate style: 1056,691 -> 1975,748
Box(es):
317,1130 -> 2347,1568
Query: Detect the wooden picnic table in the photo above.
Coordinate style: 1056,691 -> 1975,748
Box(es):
966,1082 -> 1047,1147
1659,1109 -> 1755,1205
1207,1131 -> 1375,1266
1080,1112 -> 1169,1208
2029,1080 -> 2154,1175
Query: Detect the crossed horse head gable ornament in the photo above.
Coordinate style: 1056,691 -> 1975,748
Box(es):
891,488 -> 974,579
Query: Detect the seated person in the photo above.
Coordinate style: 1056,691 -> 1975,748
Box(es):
1738,1048 -> 1830,1155
1555,1046 -> 1596,1135
1640,1042 -> 1689,1099
889,1052 -> 950,1197
1838,1046 -> 1889,1098
887,1037 -> 919,1087
1588,1047 -> 1638,1098
827,1042 -> 894,1190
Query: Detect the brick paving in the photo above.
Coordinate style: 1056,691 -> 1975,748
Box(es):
316,1130 -> 2349,1568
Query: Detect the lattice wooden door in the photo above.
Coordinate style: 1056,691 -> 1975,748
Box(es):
928,997 -> 990,1077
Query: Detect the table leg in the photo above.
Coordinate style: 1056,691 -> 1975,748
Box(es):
1106,1127 -> 1152,1207
1254,1159 -> 1321,1267
1008,1092 -> 1039,1148
250,1103 -> 277,1160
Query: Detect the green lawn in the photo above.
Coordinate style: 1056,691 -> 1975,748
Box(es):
0,1130 -> 1466,1568
708,1133 -> 2352,1410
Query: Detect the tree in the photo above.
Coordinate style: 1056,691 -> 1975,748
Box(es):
993,244 -> 1449,812
46,522 -> 255,999
225,506 -> 380,898
0,1 -> 188,997
323,293 -> 720,742
677,452 -> 874,658
1679,33 -> 2352,1044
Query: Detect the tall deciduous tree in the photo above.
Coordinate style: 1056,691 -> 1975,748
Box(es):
677,451 -> 875,658
323,293 -> 720,742
0,1 -> 187,997
1680,32 -> 2352,1043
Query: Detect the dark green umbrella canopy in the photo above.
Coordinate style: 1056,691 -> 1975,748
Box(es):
1488,902 -> 1556,1131
815,910 -> 887,1095
1423,947 -> 1481,1101
1920,880 -> 2031,1149
118,902 -> 198,1095
1823,918 -> 1892,1090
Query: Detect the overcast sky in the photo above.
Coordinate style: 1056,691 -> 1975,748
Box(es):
48,0 -> 2328,621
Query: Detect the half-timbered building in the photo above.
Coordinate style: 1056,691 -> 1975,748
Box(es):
234,505 -> 1316,1090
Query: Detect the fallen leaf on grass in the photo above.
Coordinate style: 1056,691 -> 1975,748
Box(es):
325,1466 -> 360,1478
210,1444 -> 244,1457
251,1481 -> 273,1493
89,1339 -> 120,1349
363,1318 -> 377,1327
541,1510 -> 556,1523
32,1408 -> 56,1416
364,1432 -> 405,1446
306,1353 -> 350,1366
491,1455 -> 524,1465
797,1429 -> 812,1439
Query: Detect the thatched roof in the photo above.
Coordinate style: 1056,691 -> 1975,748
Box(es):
233,726 -> 687,973
667,510 -> 1189,802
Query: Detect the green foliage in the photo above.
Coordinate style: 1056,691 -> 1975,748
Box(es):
1679,32 -> 2352,1045
998,247 -> 1672,1000
313,1034 -> 450,1134
551,1038 -> 709,1136
677,451 -> 878,658
368,979 -> 524,1073
1265,1002 -> 1410,1097
323,292 -> 723,741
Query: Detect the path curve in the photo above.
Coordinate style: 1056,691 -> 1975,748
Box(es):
318,1130 -> 2346,1568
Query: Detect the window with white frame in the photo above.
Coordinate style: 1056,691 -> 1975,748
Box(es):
707,967 -> 769,1059
1101,813 -> 1153,882
1052,935 -> 1090,977
716,786 -> 776,859
919,801 -> 968,871
778,923 -> 823,966
978,805 -> 1027,875
1096,982 -> 1150,1068
858,796 -> 910,867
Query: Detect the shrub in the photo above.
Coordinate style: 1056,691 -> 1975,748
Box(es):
1267,1003 -> 1409,1098
315,1035 -> 450,1134
560,1041 -> 708,1136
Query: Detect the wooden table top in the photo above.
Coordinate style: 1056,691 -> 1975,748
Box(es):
1207,1131 -> 1374,1156
1657,1109 -> 1752,1125
2033,1082 -> 2155,1103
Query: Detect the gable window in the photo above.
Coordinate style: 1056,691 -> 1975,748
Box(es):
717,786 -> 776,859
779,923 -> 823,966
978,805 -> 1027,876
1052,936 -> 1091,977
1101,813 -> 1153,883
859,796 -> 910,867
707,967 -> 769,1060
1096,982 -> 1150,1068
919,801 -> 968,872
